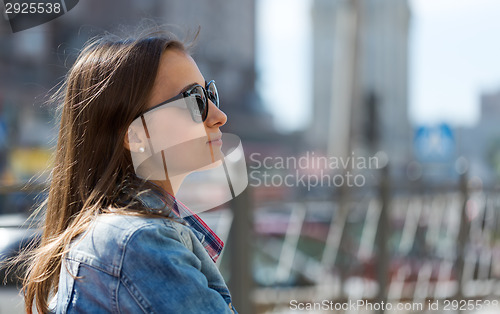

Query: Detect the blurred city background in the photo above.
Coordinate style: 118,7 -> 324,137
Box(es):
1,0 -> 500,313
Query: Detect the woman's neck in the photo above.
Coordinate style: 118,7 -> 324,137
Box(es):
151,174 -> 185,196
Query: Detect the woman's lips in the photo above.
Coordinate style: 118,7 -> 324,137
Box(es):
207,138 -> 223,146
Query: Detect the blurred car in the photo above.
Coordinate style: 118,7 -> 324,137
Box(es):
0,214 -> 41,287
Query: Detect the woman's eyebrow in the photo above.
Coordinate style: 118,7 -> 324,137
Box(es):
180,82 -> 199,93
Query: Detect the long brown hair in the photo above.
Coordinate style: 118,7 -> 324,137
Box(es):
22,30 -> 189,313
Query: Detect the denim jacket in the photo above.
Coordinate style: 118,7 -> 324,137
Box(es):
52,191 -> 237,313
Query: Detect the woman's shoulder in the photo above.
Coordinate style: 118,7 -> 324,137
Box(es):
94,213 -> 181,232
98,214 -> 194,248
66,214 -> 193,276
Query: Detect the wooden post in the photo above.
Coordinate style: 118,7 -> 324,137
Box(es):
455,170 -> 469,303
376,165 -> 390,314
228,186 -> 255,314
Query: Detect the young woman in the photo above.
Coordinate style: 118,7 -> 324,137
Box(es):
23,30 -> 237,313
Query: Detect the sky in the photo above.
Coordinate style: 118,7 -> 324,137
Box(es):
410,0 -> 500,127
257,0 -> 500,132
256,0 -> 312,133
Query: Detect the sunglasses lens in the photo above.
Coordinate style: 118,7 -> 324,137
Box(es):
207,81 -> 219,108
183,82 -> 219,123
186,85 -> 207,123
184,96 -> 202,123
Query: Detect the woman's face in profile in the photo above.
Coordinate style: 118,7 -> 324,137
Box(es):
129,48 -> 227,180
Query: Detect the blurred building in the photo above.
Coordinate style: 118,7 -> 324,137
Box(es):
458,88 -> 500,185
309,0 -> 411,180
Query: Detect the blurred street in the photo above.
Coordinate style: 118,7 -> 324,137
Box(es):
0,287 -> 24,314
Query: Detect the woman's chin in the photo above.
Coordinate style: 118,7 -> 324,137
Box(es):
196,158 -> 223,172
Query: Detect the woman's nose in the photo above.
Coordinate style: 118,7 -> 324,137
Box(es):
204,100 -> 227,127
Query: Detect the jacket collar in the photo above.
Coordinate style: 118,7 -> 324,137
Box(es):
135,189 -> 224,263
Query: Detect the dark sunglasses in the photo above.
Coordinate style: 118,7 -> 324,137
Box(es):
136,80 -> 219,123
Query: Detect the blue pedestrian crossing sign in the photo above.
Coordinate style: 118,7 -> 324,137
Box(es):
414,124 -> 455,162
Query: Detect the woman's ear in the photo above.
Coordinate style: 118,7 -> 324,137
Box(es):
124,127 -> 146,153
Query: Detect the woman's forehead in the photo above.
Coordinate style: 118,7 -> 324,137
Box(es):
147,49 -> 205,108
